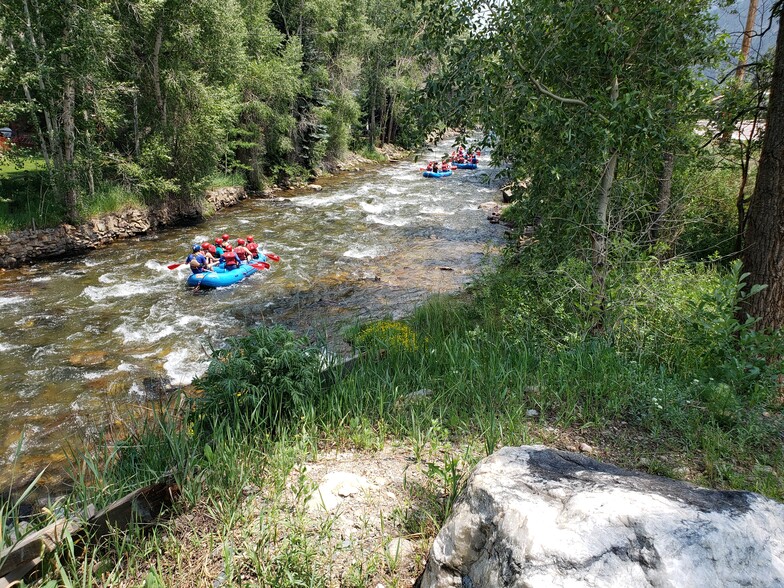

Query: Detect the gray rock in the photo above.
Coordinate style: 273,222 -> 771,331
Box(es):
387,537 -> 415,564
525,409 -> 539,418
418,445 -> 784,588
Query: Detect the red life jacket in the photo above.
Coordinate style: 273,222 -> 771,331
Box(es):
223,251 -> 239,268
236,247 -> 250,261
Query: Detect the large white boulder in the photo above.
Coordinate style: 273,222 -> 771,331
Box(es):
418,445 -> 784,588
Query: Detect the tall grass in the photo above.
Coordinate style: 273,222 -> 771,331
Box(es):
78,184 -> 145,218
30,252 -> 784,586
205,172 -> 245,189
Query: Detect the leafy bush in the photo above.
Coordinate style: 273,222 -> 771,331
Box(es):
190,326 -> 323,437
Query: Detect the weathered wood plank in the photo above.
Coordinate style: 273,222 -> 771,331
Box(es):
87,481 -> 177,540
0,517 -> 82,576
0,480 -> 177,584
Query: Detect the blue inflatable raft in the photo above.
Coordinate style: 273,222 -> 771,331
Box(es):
186,263 -> 258,288
422,170 -> 453,178
455,162 -> 478,169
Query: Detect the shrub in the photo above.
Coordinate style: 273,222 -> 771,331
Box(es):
190,326 -> 323,437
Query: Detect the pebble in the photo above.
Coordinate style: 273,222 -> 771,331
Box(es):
526,409 -> 539,418
579,443 -> 593,454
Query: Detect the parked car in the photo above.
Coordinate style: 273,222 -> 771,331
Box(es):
0,127 -> 12,138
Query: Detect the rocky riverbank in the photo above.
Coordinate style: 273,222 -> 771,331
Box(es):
0,186 -> 249,269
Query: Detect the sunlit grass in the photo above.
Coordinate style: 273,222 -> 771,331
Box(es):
79,184 -> 145,217
205,172 -> 245,189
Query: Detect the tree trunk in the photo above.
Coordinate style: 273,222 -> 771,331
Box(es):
133,92 -> 140,158
62,76 -> 79,223
22,0 -> 62,166
737,0 -> 759,82
2,34 -> 53,176
152,25 -> 167,127
590,75 -> 619,335
649,150 -> 674,251
740,12 -> 784,329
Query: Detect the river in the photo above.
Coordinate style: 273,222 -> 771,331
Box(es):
0,144 -> 506,490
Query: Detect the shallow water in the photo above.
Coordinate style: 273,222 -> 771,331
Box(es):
0,142 -> 506,489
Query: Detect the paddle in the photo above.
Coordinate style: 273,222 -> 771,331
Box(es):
262,252 -> 281,262
167,262 -> 183,270
251,262 -> 271,270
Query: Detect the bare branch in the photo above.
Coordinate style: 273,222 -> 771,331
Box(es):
529,76 -> 588,107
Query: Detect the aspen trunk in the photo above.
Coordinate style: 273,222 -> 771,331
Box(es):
649,150 -> 674,251
590,76 -> 619,334
152,26 -> 167,127
737,0 -> 759,82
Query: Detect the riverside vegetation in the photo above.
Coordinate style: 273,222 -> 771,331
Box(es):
2,238 -> 783,585
3,0 -> 784,585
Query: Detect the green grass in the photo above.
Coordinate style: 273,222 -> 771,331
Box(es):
0,165 -> 64,233
205,172 -> 245,189
0,155 -> 46,177
79,184 -> 145,218
14,254 -> 784,586
356,146 -> 389,163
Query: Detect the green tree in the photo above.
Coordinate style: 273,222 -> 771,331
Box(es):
111,0 -> 245,199
0,0 -> 118,221
421,0 -> 723,332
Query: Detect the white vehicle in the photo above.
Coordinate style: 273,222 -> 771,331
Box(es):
0,127 -> 12,139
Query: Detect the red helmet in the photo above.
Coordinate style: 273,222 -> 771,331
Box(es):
208,244 -> 216,253
224,244 -> 233,251
215,238 -> 223,245
201,241 -> 210,249
237,238 -> 246,245
246,235 -> 254,242
222,234 -> 230,241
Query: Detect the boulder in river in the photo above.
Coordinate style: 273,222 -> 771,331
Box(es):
417,445 -> 784,588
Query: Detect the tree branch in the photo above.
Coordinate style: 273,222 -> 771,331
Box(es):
529,76 -> 588,107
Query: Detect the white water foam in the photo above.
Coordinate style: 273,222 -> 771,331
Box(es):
113,321 -> 175,343
366,215 -> 411,227
116,362 -> 137,372
343,246 -> 380,259
163,348 -> 206,386
360,201 -> 384,214
83,282 -> 154,302
294,190 -> 362,208
30,276 -> 52,283
98,273 -> 116,284
83,370 -> 111,381
420,206 -> 450,215
0,296 -> 25,309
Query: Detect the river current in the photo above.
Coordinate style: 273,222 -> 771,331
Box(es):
0,143 -> 505,489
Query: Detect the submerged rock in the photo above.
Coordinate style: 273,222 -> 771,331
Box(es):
417,445 -> 784,588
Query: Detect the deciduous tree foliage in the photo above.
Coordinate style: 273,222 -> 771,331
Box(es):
419,0 -> 723,331
0,0 -> 427,217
